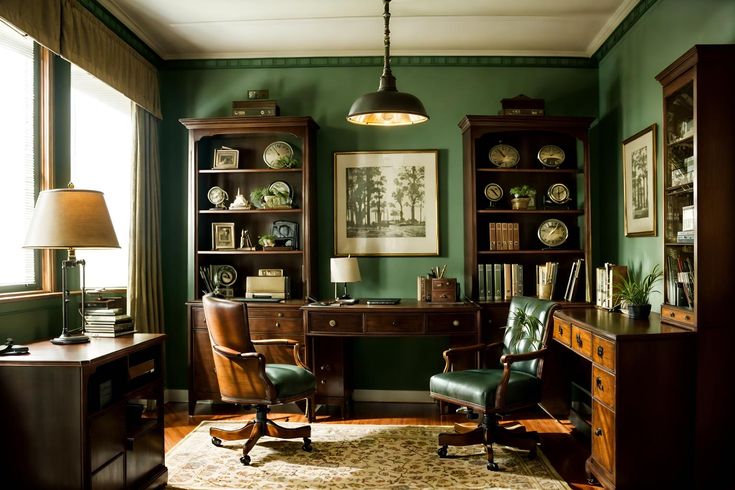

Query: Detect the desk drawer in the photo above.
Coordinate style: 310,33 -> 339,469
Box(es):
591,401 -> 615,475
308,313 -> 363,334
553,318 -> 571,347
660,305 -> 695,328
248,307 -> 302,320
191,306 -> 206,329
427,313 -> 476,334
592,335 -> 615,372
592,365 -> 616,410
571,325 -> 592,358
249,317 -> 302,335
365,313 -> 423,334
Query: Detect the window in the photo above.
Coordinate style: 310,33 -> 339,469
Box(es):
0,21 -> 39,293
70,65 -> 133,289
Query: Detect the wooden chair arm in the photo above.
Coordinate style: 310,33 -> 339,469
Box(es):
212,345 -> 276,400
500,347 -> 548,366
442,341 -> 504,372
251,338 -> 308,369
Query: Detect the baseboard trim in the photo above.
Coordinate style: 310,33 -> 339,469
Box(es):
352,389 -> 433,404
165,389 -> 188,403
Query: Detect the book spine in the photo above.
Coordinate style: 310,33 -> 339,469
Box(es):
503,263 -> 512,301
493,264 -> 502,301
513,223 -> 520,250
489,223 -> 496,251
501,223 -> 508,250
485,264 -> 493,302
478,264 -> 485,301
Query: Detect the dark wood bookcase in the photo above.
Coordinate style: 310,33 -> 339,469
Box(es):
460,115 -> 593,338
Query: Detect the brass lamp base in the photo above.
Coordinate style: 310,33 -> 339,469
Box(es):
51,332 -> 90,345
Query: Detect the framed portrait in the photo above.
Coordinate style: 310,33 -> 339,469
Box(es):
622,124 -> 657,237
334,150 -> 439,256
213,148 -> 239,169
212,222 -> 235,249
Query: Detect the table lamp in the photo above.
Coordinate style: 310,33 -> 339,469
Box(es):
330,256 -> 361,302
23,186 -> 120,345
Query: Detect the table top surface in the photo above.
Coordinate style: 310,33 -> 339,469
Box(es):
555,307 -> 693,340
302,299 -> 480,312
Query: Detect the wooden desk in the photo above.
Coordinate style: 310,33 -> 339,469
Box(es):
551,308 -> 694,490
302,300 -> 481,414
0,334 -> 167,489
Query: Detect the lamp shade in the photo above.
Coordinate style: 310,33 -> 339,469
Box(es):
23,188 -> 120,249
347,87 -> 429,126
330,257 -> 361,283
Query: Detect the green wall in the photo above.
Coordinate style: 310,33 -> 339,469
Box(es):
595,0 -> 735,311
159,64 -> 598,389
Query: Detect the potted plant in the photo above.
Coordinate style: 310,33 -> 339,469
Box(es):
249,186 -> 291,209
615,264 -> 663,319
504,307 -> 543,352
509,185 -> 535,210
258,233 -> 276,248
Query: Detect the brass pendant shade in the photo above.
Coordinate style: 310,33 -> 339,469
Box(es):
347,0 -> 428,126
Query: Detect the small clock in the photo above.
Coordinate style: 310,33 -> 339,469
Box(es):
547,183 -> 571,205
263,141 -> 294,169
207,186 -> 228,209
484,183 -> 503,206
488,143 -> 520,168
537,218 -> 569,247
537,144 -> 566,168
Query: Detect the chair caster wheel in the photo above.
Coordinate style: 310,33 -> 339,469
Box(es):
240,455 -> 251,465
302,437 -> 312,452
211,437 -> 222,447
437,445 -> 448,458
487,462 -> 499,471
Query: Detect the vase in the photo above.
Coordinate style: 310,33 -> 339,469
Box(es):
627,304 -> 651,319
511,197 -> 531,210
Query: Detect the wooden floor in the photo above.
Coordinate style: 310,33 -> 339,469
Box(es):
164,401 -> 601,490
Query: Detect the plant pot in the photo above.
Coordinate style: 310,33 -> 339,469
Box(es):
627,304 -> 651,319
511,197 -> 531,210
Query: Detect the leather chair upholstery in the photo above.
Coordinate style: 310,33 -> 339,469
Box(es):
202,294 -> 316,465
429,296 -> 557,470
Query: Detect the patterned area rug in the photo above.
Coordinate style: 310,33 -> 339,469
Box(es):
166,421 -> 570,489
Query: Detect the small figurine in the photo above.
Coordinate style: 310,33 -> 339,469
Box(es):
240,229 -> 255,250
229,188 -> 252,210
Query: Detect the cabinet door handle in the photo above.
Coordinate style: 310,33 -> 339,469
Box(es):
597,346 -> 604,358
594,428 -> 603,437
453,320 -> 460,327
595,377 -> 604,391
328,319 -> 337,327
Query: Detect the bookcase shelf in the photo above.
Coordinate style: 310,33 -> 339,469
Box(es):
199,208 -> 303,214
199,168 -> 302,174
478,209 -> 583,215
478,249 -> 584,255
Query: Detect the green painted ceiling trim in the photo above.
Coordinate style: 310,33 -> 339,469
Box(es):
77,0 -> 163,67
161,55 -> 596,71
592,0 -> 659,63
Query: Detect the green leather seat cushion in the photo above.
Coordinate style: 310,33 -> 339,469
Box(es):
265,364 -> 315,399
430,369 -> 540,408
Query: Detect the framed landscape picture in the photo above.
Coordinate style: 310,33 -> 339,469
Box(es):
622,124 -> 657,237
334,150 -> 439,256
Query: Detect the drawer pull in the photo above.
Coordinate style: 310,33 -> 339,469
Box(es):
452,320 -> 460,327
274,322 -> 280,328
276,312 -> 283,318
319,364 -> 330,372
328,320 -> 337,327
320,379 -> 326,385
558,326 -> 563,335
576,333 -> 582,347
685,315 -> 691,321
597,346 -> 604,358
594,428 -> 603,437
596,377 -> 604,391
392,320 -> 398,327
670,312 -> 676,317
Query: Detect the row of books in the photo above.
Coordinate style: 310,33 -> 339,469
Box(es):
665,253 -> 694,308
489,222 -> 520,251
477,264 -> 524,301
563,259 -> 585,302
595,263 -> 628,310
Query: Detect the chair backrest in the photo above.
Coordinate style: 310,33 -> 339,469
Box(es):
502,296 -> 557,376
202,294 -> 255,353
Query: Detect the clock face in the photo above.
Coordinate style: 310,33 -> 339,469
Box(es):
488,144 -> 520,168
484,183 -> 503,202
216,265 -> 237,286
207,186 -> 228,206
547,183 -> 571,204
263,141 -> 294,168
537,145 -> 566,168
537,218 -> 569,247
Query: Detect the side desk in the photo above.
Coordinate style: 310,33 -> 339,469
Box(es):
302,300 -> 481,414
551,308 -> 694,490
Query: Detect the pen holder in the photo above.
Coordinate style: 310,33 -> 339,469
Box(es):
431,278 -> 457,302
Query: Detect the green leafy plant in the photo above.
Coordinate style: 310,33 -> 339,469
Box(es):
504,307 -> 543,352
250,186 -> 291,208
276,155 -> 299,168
616,264 -> 663,306
258,233 -> 276,247
509,185 -> 534,198
249,186 -> 269,208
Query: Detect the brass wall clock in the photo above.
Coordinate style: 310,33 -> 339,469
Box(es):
537,218 -> 569,247
537,144 -> 565,168
263,141 -> 294,168
488,143 -> 520,168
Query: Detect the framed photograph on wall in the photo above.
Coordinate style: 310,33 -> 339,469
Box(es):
622,124 -> 657,237
213,147 -> 239,169
334,150 -> 439,256
212,222 -> 235,249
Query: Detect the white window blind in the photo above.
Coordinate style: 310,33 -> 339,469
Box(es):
0,21 -> 37,291
70,65 -> 133,289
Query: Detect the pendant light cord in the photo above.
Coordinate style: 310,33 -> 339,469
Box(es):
379,0 -> 397,91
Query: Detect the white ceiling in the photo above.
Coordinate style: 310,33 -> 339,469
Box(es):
99,0 -> 640,60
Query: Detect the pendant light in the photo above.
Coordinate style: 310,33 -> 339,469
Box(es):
347,0 -> 429,126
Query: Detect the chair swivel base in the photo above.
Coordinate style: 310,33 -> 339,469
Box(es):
209,405 -> 312,465
436,414 -> 539,470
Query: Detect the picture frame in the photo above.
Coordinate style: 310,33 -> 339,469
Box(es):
622,124 -> 657,237
334,150 -> 439,256
212,222 -> 235,249
213,148 -> 239,169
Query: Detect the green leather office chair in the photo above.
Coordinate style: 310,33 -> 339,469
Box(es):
429,296 -> 557,470
202,294 -> 316,465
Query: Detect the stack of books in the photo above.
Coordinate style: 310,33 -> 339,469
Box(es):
84,306 -> 134,337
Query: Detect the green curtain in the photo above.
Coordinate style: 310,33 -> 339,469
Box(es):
128,104 -> 164,333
